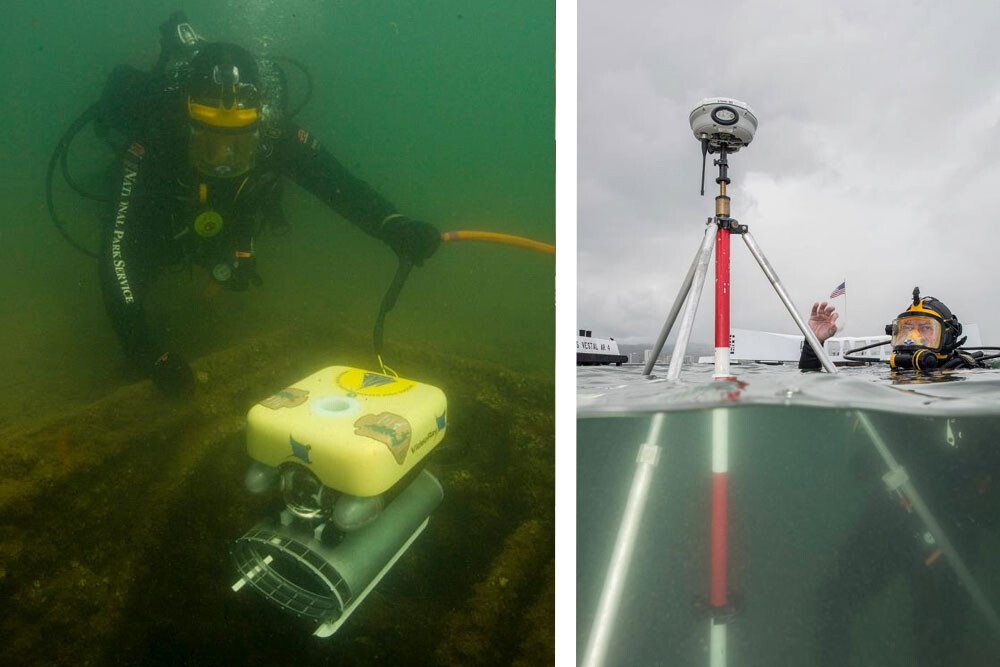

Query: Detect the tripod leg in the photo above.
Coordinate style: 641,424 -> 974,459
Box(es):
666,221 -> 716,381
643,220 -> 716,376
740,232 -> 838,373
581,414 -> 665,667
855,412 -> 1000,640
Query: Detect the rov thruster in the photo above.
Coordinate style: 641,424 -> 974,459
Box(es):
230,366 -> 447,636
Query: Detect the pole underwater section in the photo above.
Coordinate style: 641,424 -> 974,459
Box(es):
708,408 -> 731,667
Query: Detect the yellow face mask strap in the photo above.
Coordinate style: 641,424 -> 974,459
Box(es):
187,98 -> 260,128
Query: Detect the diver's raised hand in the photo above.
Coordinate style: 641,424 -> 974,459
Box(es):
809,301 -> 839,342
380,215 -> 441,266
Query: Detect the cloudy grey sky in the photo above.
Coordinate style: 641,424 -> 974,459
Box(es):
579,0 -> 1000,347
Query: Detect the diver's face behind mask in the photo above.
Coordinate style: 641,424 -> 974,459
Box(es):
886,289 -> 964,370
189,122 -> 259,178
890,315 -> 943,351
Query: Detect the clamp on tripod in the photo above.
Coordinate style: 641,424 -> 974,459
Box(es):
704,142 -> 747,235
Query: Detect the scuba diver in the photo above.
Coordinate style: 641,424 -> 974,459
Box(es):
799,288 -> 989,371
798,289 -> 1000,664
94,13 -> 440,397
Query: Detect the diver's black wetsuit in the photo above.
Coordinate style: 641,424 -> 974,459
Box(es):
99,110 -> 400,371
799,344 -> 1000,664
797,343 -> 823,370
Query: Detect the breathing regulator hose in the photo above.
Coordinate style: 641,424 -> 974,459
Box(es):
46,102 -> 104,259
374,229 -> 555,374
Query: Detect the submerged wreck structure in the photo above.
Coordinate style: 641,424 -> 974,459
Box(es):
0,322 -> 553,665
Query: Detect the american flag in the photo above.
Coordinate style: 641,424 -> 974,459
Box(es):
829,281 -> 846,298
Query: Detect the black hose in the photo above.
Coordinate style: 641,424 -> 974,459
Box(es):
46,103 -> 103,259
373,258 -> 414,362
844,339 -> 891,355
273,56 -> 313,118
843,355 -> 890,364
842,338 -> 892,364
60,119 -> 112,203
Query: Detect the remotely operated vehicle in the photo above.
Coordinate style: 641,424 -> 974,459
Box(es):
231,366 -> 447,636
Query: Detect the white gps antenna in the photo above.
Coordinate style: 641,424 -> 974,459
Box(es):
689,98 -> 757,195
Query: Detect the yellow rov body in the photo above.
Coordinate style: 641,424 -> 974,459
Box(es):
247,366 -> 448,497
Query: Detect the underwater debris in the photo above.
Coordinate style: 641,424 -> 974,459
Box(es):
513,558 -> 555,666
435,519 -> 554,665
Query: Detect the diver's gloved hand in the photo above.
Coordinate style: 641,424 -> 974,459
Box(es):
229,256 -> 263,292
151,351 -> 195,399
155,11 -> 201,74
380,215 -> 441,266
160,11 -> 189,35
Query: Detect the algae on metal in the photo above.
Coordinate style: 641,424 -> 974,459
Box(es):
0,321 -> 553,666
436,519 -> 555,666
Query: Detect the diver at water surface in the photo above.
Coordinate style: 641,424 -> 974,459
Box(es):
799,288 -> 989,371
97,12 -> 440,397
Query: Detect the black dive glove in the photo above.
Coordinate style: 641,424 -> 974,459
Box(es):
211,254 -> 262,291
380,216 -> 441,266
151,351 -> 195,398
229,255 -> 263,292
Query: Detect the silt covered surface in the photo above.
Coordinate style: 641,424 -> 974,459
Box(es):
0,322 -> 553,665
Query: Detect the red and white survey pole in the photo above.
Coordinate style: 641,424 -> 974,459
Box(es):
709,145 -> 735,667
709,409 -> 730,666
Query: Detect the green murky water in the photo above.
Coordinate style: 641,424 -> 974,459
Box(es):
0,3 -> 553,665
578,406 -> 1000,666
0,0 -> 554,427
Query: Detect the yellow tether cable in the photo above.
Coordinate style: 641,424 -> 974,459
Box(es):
375,229 -> 553,375
440,230 -> 554,255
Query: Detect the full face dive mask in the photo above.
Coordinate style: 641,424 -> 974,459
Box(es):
886,287 -> 964,370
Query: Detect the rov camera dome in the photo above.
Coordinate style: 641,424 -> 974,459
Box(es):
689,97 -> 757,152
